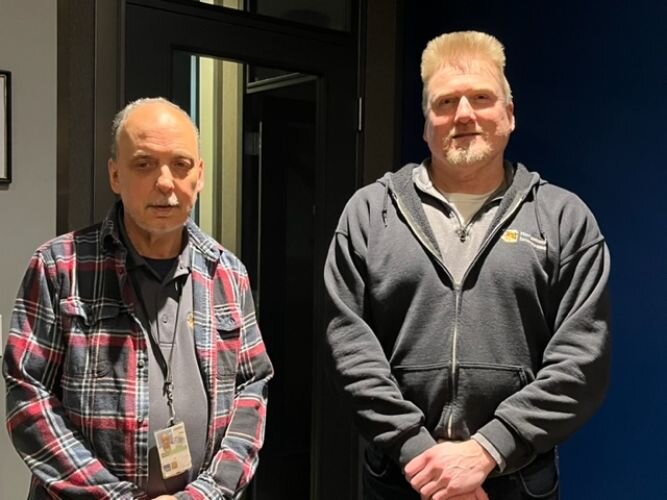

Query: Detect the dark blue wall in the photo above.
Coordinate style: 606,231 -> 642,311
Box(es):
402,2 -> 667,497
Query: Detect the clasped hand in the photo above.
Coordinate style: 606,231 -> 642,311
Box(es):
404,440 -> 496,500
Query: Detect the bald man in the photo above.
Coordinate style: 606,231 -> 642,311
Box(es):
4,98 -> 273,499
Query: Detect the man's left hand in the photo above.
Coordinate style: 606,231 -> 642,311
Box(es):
404,440 -> 496,499
151,496 -> 177,500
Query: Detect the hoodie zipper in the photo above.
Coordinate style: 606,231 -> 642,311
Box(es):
390,188 -> 528,439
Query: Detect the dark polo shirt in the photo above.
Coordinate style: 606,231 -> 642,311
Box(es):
119,217 -> 208,497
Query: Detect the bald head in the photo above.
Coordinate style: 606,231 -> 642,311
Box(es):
110,97 -> 199,160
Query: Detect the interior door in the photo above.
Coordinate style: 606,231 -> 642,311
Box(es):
124,1 -> 361,499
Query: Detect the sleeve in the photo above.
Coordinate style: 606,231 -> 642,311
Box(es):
3,251 -> 145,499
477,196 -> 612,472
322,199 -> 436,469
178,264 -> 273,500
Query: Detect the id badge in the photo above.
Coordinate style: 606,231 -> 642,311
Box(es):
154,422 -> 192,479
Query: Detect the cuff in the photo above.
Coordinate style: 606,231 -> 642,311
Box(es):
394,426 -> 437,468
476,418 -> 533,473
471,432 -> 506,472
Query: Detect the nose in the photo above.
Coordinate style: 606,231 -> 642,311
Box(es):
454,96 -> 475,123
155,165 -> 175,194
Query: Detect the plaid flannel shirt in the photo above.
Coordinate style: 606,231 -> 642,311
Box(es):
3,203 -> 273,499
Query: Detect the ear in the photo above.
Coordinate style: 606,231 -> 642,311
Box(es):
195,159 -> 205,193
507,101 -> 516,132
108,158 -> 121,194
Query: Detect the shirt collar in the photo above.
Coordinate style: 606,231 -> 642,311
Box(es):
413,159 -> 512,203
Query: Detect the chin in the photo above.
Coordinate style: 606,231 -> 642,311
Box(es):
138,221 -> 187,237
445,147 -> 492,167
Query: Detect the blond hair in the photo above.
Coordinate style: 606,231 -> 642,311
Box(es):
420,31 -> 513,113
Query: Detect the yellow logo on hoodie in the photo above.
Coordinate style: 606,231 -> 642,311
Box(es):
502,229 -> 519,243
501,229 -> 547,251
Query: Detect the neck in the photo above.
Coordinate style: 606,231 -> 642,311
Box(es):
129,233 -> 183,259
430,156 -> 505,194
124,218 -> 183,259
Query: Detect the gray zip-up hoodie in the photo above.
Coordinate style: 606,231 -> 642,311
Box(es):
323,162 -> 611,474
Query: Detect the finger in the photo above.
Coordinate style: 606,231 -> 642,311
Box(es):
433,491 -> 476,500
405,454 -> 427,478
419,482 -> 438,499
439,481 -> 470,499
420,478 -> 450,499
475,487 -> 489,500
409,467 -> 438,491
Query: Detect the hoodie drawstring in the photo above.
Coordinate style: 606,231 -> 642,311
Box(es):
381,182 -> 390,227
532,184 -> 546,240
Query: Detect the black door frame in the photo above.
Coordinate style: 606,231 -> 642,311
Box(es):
123,1 -> 362,498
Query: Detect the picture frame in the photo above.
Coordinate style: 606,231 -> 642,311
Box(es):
1,70 -> 11,184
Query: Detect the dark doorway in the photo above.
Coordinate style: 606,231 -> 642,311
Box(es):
242,78 -> 317,500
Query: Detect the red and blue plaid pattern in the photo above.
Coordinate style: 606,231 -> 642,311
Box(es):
3,204 -> 273,499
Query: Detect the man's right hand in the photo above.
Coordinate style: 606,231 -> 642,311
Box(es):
405,440 -> 496,498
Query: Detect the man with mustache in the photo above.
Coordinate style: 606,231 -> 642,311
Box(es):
3,98 -> 273,499
324,31 -> 610,499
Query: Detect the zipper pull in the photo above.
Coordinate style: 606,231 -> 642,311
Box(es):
456,227 -> 469,242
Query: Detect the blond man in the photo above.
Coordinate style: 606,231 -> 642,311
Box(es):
324,31 -> 610,500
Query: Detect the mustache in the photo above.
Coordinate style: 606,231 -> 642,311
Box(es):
147,196 -> 179,208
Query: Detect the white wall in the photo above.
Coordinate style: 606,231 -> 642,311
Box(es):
0,0 -> 57,497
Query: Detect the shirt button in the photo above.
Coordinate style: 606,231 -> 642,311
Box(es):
138,359 -> 145,369
137,416 -> 144,424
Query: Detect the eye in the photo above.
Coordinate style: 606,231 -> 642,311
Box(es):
433,96 -> 458,110
174,158 -> 193,170
133,158 -> 153,169
470,93 -> 495,107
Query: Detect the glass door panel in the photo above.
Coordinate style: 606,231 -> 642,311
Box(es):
173,52 -> 244,255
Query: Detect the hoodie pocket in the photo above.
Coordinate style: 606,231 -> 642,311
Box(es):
517,449 -> 559,498
392,363 -> 451,432
451,362 -> 529,439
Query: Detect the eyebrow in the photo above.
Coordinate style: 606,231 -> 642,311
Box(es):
130,151 -> 195,161
432,86 -> 498,98
130,151 -> 154,159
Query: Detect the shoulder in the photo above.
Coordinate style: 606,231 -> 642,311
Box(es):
31,222 -> 105,266
187,222 -> 250,282
337,164 -> 416,231
537,181 -> 601,228
535,180 -> 605,259
346,177 -> 391,207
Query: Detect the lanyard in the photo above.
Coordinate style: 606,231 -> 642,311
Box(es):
130,271 -> 183,427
